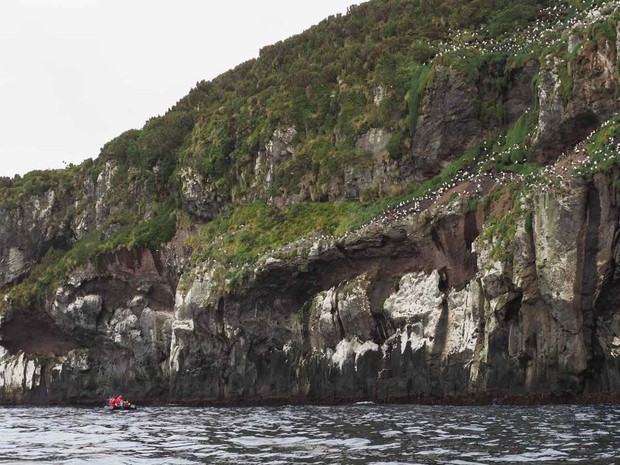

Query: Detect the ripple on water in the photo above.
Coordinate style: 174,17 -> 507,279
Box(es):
1,404 -> 620,464
489,448 -> 570,462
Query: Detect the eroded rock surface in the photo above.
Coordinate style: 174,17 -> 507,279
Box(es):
2,8 -> 620,406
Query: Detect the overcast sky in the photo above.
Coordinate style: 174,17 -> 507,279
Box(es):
0,0 -> 357,178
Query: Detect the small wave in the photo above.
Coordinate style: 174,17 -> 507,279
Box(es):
1,404 -> 619,464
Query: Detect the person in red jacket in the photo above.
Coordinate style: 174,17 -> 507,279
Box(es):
108,395 -> 123,408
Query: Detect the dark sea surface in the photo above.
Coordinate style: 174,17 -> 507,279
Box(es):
0,403 -> 619,464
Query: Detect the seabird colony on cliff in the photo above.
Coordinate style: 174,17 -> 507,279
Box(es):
265,0 -> 620,261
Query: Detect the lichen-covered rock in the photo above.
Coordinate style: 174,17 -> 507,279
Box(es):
169,265 -> 223,377
384,271 -> 443,328
254,126 -> 297,195
179,167 -> 228,220
51,292 -> 103,337
407,67 -> 482,179
534,34 -> 617,162
94,160 -> 118,225
344,128 -> 398,198
0,349 -> 41,399
503,60 -> 538,126
309,274 -> 376,351
0,189 -> 59,287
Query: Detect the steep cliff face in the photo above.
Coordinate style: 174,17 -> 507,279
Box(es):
0,246 -> 180,402
0,190 -> 68,289
5,169 -> 620,404
161,172 -> 620,403
534,35 -> 618,161
2,1 -> 620,405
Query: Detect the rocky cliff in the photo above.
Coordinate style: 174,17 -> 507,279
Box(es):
2,0 -> 620,405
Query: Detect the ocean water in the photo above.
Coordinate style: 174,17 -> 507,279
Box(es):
0,403 -> 619,464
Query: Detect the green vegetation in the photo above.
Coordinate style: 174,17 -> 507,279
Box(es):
186,200 -> 385,270
574,115 -> 620,178
171,0 -> 603,204
490,109 -> 540,175
2,0 -> 618,306
479,184 -> 532,263
411,145 -> 484,197
407,64 -> 434,135
0,161 -> 97,209
3,205 -> 176,309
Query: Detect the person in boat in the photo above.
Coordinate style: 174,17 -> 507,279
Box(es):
116,396 -> 133,409
108,395 -> 123,408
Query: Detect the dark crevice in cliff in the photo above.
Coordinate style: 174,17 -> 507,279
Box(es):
464,210 -> 479,251
612,221 -> 620,280
576,184 -> 604,385
590,212 -> 620,389
429,282 -> 451,391
245,207 -> 480,312
45,235 -> 74,255
430,227 -> 445,253
471,280 -> 487,389
486,292 -> 526,391
333,289 -> 346,340
523,208 -> 540,303
368,280 -> 395,344
504,291 -> 523,322
535,111 -> 601,163
559,111 -> 600,153
579,184 -> 601,314
300,299 -> 313,355
438,267 -> 449,292
216,297 -> 225,335
95,303 -> 108,331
